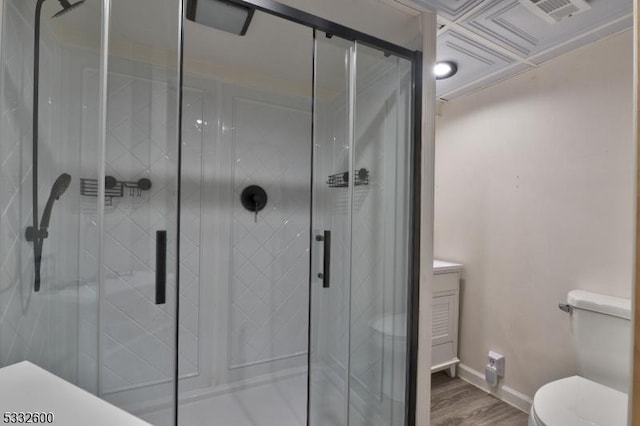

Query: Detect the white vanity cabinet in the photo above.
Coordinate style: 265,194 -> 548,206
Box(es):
431,260 -> 463,377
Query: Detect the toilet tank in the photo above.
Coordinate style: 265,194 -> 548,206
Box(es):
568,290 -> 631,393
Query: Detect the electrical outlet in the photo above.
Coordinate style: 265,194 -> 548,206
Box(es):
488,351 -> 505,377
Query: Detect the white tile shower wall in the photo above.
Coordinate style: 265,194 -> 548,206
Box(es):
201,82 -> 312,389
0,0 -> 79,381
78,67 -> 203,396
229,97 -> 311,369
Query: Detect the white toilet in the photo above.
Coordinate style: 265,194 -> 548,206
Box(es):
529,290 -> 630,426
371,313 -> 407,402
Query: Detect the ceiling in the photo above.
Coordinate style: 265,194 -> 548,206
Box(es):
20,0 -> 634,102
400,0 -> 633,100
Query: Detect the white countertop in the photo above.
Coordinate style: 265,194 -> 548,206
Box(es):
433,259 -> 463,274
0,361 -> 150,426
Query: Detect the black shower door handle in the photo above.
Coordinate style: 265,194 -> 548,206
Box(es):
155,230 -> 167,305
316,230 -> 331,288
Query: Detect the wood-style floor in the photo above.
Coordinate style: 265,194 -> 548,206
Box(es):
431,372 -> 530,426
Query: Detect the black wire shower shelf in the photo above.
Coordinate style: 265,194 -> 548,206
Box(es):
327,168 -> 369,188
80,176 -> 152,206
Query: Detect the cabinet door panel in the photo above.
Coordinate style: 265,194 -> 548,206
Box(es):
432,295 -> 455,346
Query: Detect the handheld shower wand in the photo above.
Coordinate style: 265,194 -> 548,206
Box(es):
26,174 -> 72,292
29,0 -> 85,293
39,173 -> 72,231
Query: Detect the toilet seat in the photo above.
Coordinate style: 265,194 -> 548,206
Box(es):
531,376 -> 627,426
371,313 -> 407,341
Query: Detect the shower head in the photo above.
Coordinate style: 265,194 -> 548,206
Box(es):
186,0 -> 255,36
39,173 -> 71,230
52,0 -> 86,18
51,173 -> 72,199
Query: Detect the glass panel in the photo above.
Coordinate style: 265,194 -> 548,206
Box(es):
349,43 -> 413,426
96,0 -> 183,422
309,30 -> 354,426
310,35 -> 414,426
0,0 -> 103,387
178,9 -> 313,426
1,0 -> 183,423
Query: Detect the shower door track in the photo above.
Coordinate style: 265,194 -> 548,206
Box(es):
226,0 -> 418,61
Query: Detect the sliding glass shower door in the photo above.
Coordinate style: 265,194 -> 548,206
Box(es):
0,0 -> 183,424
310,31 -> 414,426
309,31 -> 353,426
93,0 -> 183,418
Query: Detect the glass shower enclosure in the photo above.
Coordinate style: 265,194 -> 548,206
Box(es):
0,0 -> 422,425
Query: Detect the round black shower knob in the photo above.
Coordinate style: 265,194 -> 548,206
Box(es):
137,178 -> 152,191
241,185 -> 267,213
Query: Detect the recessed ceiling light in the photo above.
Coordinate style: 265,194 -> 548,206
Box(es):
434,61 -> 458,80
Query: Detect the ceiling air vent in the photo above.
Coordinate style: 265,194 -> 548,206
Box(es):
518,0 -> 591,24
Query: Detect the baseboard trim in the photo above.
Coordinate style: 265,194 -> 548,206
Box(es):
456,363 -> 533,414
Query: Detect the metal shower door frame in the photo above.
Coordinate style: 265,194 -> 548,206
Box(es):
209,3 -> 421,426
179,1 -> 422,424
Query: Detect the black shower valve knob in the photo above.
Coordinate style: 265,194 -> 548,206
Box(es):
241,185 -> 268,213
